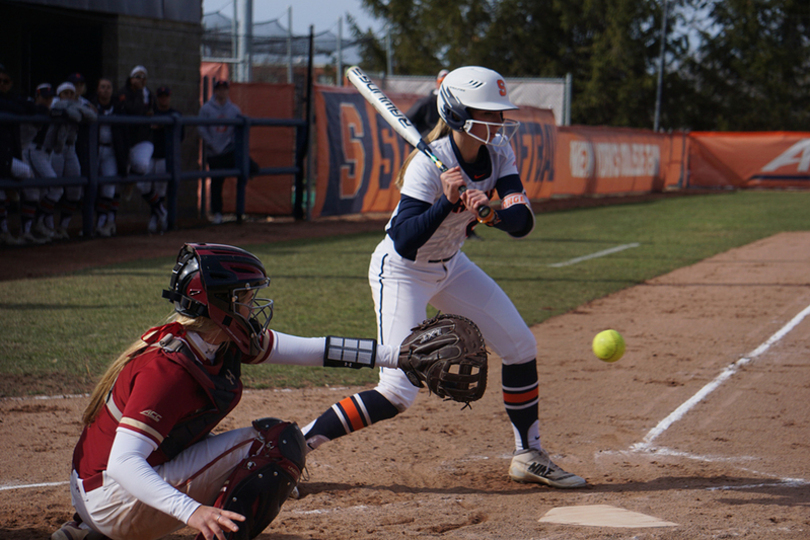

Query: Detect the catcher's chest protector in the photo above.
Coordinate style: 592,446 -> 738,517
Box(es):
158,338 -> 243,461
196,418 -> 306,540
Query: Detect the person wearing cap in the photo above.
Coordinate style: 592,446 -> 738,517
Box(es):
34,82 -> 97,240
198,79 -> 258,224
0,64 -> 37,245
67,72 -> 91,106
91,77 -> 126,237
116,65 -> 165,232
146,85 -> 182,234
406,69 -> 450,137
66,72 -> 92,182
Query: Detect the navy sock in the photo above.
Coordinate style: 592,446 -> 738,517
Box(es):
302,389 -> 399,449
502,359 -> 540,450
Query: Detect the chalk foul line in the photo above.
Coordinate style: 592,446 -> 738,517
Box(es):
631,302 -> 810,452
0,481 -> 68,492
548,243 -> 640,268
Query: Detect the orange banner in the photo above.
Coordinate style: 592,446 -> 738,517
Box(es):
553,126 -> 680,196
314,86 -> 419,218
687,132 -> 810,188
313,87 -> 810,219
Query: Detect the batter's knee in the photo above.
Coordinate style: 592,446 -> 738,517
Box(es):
376,368 -> 419,411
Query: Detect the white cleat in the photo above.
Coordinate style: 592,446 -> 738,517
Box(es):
20,231 -> 49,244
0,230 -> 24,246
50,519 -> 107,540
34,221 -> 56,239
96,221 -> 116,238
509,448 -> 587,489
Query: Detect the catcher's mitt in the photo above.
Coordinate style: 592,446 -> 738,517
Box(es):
398,313 -> 488,404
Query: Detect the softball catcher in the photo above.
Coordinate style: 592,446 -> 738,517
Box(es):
52,243 -> 482,540
301,66 -> 586,490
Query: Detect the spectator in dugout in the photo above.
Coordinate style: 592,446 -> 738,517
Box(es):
116,65 -> 166,233
0,63 -> 35,246
91,77 -> 126,237
15,83 -> 55,245
147,85 -> 183,234
38,82 -> 96,240
67,72 -> 92,189
198,79 -> 258,225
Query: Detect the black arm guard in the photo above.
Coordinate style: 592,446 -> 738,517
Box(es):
323,336 -> 377,369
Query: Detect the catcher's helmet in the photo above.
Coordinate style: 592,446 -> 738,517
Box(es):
437,66 -> 519,145
162,243 -> 274,355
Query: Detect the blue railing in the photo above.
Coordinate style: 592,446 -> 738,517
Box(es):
0,112 -> 308,238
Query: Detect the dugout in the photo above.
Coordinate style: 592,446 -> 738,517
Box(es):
1,0 -> 204,222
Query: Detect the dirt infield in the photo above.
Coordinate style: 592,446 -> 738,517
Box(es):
1,221 -> 809,539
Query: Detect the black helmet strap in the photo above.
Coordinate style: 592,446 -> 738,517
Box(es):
162,288 -> 209,317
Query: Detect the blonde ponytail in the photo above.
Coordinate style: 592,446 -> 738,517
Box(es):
395,119 -> 452,189
82,313 -> 222,425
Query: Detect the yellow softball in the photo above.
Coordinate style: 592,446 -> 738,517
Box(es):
592,329 -> 625,363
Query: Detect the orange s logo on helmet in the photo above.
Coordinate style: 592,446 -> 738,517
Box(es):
497,79 -> 507,96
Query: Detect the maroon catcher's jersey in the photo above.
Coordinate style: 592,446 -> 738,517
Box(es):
72,324 -> 272,480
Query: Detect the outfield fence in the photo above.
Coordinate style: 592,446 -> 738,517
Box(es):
5,86 -> 810,236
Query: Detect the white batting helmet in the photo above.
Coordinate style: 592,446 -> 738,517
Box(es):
437,66 -> 519,145
437,67 -> 518,129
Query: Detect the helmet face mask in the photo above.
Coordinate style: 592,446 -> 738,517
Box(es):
464,115 -> 520,147
162,243 -> 273,355
437,66 -> 520,145
231,284 -> 274,336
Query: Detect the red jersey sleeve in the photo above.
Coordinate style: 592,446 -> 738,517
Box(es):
241,329 -> 274,365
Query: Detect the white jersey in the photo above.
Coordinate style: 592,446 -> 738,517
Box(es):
386,134 -> 519,263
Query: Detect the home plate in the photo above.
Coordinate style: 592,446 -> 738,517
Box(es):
539,505 -> 677,528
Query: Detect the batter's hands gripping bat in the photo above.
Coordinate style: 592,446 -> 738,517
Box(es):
345,65 -> 493,221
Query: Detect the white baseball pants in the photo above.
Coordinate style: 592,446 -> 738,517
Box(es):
70,427 -> 257,540
369,235 -> 537,410
97,145 -> 118,199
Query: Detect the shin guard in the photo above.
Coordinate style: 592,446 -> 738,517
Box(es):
199,418 -> 306,540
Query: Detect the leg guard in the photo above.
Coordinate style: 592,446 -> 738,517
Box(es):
202,418 -> 306,540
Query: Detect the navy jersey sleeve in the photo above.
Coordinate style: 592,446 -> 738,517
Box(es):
387,194 -> 456,260
492,174 -> 533,237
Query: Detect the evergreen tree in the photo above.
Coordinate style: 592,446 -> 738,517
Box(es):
346,0 -> 810,130
681,0 -> 810,130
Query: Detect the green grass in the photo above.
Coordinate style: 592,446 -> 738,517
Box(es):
2,190 -> 809,396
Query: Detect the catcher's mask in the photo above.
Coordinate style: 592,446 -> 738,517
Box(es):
162,243 -> 274,355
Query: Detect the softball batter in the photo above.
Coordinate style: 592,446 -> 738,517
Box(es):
302,66 -> 586,489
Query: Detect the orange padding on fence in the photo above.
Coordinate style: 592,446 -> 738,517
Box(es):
216,83 -> 296,216
687,132 -> 810,188
553,126 -> 685,196
221,83 -> 810,218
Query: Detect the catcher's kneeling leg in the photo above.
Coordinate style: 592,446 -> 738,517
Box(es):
202,418 -> 306,540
